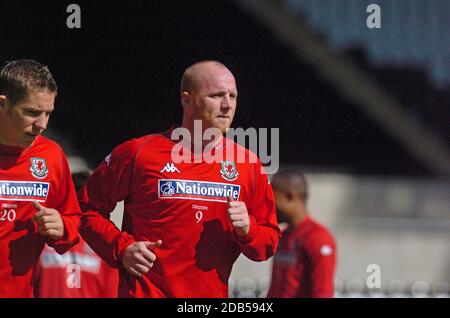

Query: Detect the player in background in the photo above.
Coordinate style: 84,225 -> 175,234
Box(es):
78,60 -> 280,297
0,59 -> 80,297
267,170 -> 336,298
34,170 -> 119,298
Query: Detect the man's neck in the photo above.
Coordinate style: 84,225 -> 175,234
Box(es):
0,135 -> 18,148
180,120 -> 223,151
290,207 -> 308,226
0,128 -> 8,146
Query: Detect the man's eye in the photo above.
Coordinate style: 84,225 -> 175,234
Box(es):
26,111 -> 40,117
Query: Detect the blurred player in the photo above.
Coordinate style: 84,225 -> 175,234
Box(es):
78,60 -> 280,297
34,170 -> 119,298
267,170 -> 336,298
0,59 -> 80,297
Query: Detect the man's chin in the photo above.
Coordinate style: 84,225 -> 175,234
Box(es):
206,125 -> 228,135
19,142 -> 33,148
218,123 -> 231,134
223,127 -> 232,134
21,135 -> 38,147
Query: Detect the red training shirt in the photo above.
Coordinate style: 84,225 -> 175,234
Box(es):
34,238 -> 119,298
79,130 -> 280,297
267,215 -> 336,298
0,135 -> 81,297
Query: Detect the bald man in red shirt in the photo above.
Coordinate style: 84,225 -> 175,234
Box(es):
78,61 -> 280,297
268,170 -> 336,298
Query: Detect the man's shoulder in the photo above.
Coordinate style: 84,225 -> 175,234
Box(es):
35,135 -> 65,155
224,137 -> 262,166
110,132 -> 171,159
311,218 -> 335,239
300,217 -> 336,247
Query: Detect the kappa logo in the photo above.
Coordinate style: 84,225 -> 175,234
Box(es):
320,245 -> 333,256
104,153 -> 112,167
30,157 -> 49,179
220,161 -> 238,181
160,162 -> 180,173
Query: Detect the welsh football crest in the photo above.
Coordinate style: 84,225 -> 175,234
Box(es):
30,157 -> 49,179
220,161 -> 239,181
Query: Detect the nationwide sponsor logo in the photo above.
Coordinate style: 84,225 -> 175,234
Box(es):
158,179 -> 240,203
274,251 -> 297,266
40,251 -> 101,273
0,181 -> 50,202
30,157 -> 49,179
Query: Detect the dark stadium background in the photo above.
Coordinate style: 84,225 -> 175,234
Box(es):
0,0 -> 436,175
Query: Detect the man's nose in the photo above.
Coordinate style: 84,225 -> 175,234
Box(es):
34,115 -> 48,131
221,95 -> 232,109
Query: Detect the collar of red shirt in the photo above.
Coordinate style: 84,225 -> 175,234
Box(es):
0,135 -> 40,156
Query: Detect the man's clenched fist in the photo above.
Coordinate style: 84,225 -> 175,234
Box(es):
227,196 -> 250,237
122,240 -> 162,277
32,201 -> 65,240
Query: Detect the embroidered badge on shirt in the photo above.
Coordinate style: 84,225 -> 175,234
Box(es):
220,161 -> 239,181
30,157 -> 49,179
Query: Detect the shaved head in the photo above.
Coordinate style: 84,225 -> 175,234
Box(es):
272,169 -> 308,202
180,60 -> 234,93
180,60 -> 238,135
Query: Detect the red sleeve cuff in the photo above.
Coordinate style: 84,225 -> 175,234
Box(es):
115,233 -> 137,264
46,215 -> 80,254
235,215 -> 258,244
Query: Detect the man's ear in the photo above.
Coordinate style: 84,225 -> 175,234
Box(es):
0,95 -> 6,109
181,91 -> 191,109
